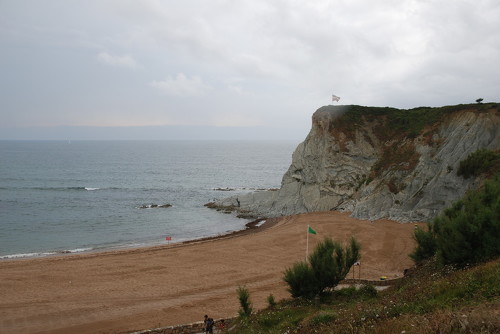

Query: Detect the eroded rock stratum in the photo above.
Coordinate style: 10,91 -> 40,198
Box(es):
215,104 -> 499,222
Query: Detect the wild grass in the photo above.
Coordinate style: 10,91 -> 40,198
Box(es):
457,148 -> 500,179
411,174 -> 500,265
228,258 -> 500,333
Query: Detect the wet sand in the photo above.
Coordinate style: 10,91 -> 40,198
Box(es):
0,211 -> 424,334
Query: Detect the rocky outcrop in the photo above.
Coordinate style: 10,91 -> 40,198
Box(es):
214,104 -> 499,222
139,203 -> 172,209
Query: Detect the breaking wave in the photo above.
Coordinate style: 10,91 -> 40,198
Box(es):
211,187 -> 278,191
0,247 -> 93,260
11,186 -> 109,191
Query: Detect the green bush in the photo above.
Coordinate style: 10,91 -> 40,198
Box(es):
359,284 -> 378,299
283,261 -> 317,298
334,285 -> 377,301
457,149 -> 500,179
435,175 -> 500,265
388,107 -> 446,137
334,286 -> 357,298
309,312 -> 336,326
236,286 -> 253,318
267,294 -> 276,308
283,237 -> 360,299
411,174 -> 500,266
410,225 -> 437,263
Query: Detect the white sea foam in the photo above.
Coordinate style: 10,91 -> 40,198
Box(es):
0,252 -> 57,259
0,247 -> 94,260
85,187 -> 100,191
255,220 -> 266,227
63,247 -> 93,253
211,187 -> 276,192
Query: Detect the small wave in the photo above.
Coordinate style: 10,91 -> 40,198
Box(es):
213,187 -> 237,191
28,186 -> 104,191
138,203 -> 172,209
212,187 -> 278,192
29,186 -> 88,191
0,247 -> 93,260
255,220 -> 266,227
56,247 -> 93,254
0,251 -> 57,259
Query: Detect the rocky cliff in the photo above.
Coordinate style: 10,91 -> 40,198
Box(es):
214,103 -> 499,222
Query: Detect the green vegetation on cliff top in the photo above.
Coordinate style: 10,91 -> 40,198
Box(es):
331,102 -> 499,138
323,103 -> 499,180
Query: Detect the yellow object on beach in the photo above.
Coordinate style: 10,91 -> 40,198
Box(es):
380,276 -> 387,280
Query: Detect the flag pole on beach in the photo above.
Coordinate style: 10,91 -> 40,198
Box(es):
306,225 -> 317,261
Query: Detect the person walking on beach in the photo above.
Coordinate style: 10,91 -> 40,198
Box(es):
204,315 -> 214,333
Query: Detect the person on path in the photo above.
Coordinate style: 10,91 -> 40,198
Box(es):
203,315 -> 214,333
217,319 -> 226,332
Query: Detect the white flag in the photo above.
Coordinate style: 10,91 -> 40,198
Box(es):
332,94 -> 340,102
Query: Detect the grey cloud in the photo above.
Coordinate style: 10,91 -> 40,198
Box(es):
0,0 -> 499,138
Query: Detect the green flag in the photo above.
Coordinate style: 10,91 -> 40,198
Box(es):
308,226 -> 317,235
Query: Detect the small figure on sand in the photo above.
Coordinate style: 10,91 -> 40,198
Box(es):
217,319 -> 226,331
204,314 -> 214,333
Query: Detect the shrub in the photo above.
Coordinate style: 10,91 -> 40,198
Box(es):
237,286 -> 253,318
410,225 -> 437,263
283,261 -> 317,298
309,312 -> 336,326
435,175 -> 500,265
335,286 -> 357,298
284,237 -> 361,299
359,284 -> 378,299
411,174 -> 500,266
457,149 -> 500,179
267,294 -> 276,308
334,285 -> 377,301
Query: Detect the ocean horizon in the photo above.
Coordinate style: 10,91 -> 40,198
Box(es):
0,140 -> 297,259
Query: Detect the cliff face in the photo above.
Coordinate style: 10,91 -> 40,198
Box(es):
217,104 -> 499,222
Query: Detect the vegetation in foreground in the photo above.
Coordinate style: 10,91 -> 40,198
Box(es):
284,237 -> 360,299
228,172 -> 499,333
411,173 -> 500,266
229,258 -> 499,333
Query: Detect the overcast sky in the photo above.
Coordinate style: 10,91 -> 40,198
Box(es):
1,0 -> 499,140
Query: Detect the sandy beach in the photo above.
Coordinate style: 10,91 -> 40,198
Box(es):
0,211 -> 424,334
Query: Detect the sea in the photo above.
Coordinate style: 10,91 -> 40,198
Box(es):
0,140 -> 298,259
